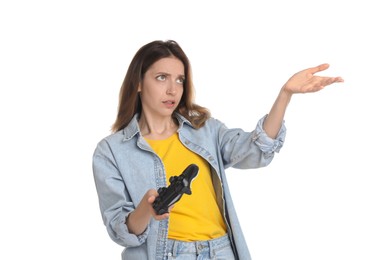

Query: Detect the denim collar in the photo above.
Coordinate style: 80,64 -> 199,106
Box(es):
123,112 -> 193,141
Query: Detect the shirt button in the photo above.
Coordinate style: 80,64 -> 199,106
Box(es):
167,252 -> 172,257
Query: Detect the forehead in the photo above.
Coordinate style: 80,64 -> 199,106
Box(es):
148,57 -> 184,74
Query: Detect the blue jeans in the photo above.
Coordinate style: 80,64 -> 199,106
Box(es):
165,234 -> 236,260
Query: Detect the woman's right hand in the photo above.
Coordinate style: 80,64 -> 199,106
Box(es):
143,189 -> 171,220
126,189 -> 171,235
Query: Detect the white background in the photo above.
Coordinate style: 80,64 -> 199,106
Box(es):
1,1 -> 389,259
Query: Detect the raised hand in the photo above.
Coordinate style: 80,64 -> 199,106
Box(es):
282,63 -> 344,94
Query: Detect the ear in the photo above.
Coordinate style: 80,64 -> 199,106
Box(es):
137,84 -> 141,92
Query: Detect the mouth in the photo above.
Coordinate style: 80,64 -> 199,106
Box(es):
162,100 -> 176,108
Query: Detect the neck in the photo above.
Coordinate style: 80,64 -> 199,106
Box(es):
138,114 -> 178,140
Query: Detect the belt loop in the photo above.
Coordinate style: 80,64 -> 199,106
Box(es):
195,241 -> 201,255
172,240 -> 179,257
208,239 -> 215,258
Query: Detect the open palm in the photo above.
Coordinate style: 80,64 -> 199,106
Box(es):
283,63 -> 344,94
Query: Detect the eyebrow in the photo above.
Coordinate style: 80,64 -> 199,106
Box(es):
156,71 -> 185,78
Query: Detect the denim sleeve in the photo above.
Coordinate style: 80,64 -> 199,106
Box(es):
252,114 -> 286,153
215,114 -> 286,169
92,139 -> 149,247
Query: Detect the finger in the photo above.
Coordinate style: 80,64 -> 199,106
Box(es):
325,76 -> 344,84
335,76 -> 344,82
310,63 -> 330,74
154,212 -> 169,218
319,76 -> 344,88
148,195 -> 156,204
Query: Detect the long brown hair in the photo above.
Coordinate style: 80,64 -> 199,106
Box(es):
111,40 -> 210,133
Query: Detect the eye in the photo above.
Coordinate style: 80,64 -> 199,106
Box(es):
156,74 -> 166,81
176,77 -> 185,84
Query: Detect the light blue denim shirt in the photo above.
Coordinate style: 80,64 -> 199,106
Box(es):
92,112 -> 286,260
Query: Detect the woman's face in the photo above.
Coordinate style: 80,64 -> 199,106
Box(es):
139,57 -> 185,119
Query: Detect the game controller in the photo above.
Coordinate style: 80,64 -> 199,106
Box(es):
153,164 -> 199,215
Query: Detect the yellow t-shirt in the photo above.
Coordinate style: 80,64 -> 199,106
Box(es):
145,133 -> 227,241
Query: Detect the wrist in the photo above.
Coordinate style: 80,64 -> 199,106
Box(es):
279,86 -> 293,103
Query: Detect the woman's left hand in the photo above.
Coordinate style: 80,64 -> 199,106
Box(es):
282,63 -> 344,94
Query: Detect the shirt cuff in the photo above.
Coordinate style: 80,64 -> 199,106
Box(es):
252,115 -> 286,153
113,213 -> 149,246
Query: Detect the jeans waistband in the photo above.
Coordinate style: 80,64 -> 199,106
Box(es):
167,234 -> 231,258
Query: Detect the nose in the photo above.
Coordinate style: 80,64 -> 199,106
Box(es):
166,81 -> 177,95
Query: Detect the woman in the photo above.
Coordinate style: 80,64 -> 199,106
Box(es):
92,40 -> 343,260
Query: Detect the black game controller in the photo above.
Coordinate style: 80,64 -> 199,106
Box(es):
153,164 -> 199,215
